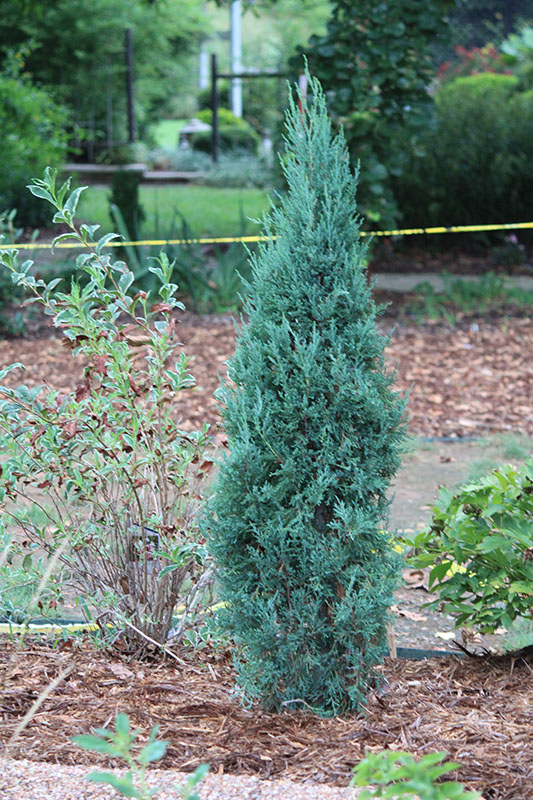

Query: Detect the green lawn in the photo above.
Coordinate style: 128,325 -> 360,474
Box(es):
77,184 -> 272,239
150,119 -> 186,149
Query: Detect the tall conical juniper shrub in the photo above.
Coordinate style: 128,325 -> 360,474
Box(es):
206,77 -> 407,715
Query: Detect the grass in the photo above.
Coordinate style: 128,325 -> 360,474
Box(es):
479,432 -> 533,462
455,434 -> 533,484
77,184 -> 271,239
150,119 -> 186,149
408,271 -> 533,323
464,458 -> 501,483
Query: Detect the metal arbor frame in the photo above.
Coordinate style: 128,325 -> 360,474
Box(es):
209,53 -> 288,162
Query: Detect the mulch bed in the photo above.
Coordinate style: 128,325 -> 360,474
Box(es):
1,312 -> 532,439
1,640 -> 531,799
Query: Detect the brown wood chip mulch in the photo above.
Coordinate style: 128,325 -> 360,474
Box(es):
1,640 -> 531,799
1,314 -> 532,439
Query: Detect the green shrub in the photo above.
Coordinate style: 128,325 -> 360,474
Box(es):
198,81 -> 230,112
0,57 -> 68,228
300,0 -> 451,229
109,170 -> 145,243
192,109 -> 260,154
406,461 -> 533,634
198,154 -> 274,189
396,73 -> 533,228
205,78 -> 406,715
0,169 -> 214,653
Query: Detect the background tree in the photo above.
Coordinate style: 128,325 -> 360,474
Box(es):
448,0 -> 529,48
297,0 -> 453,229
206,77 -> 406,715
0,52 -> 68,226
0,0 -> 207,159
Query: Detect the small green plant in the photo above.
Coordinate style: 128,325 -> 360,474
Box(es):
500,616 -> 533,653
409,271 -> 533,324
73,712 -> 208,800
406,461 -> 533,633
350,750 -> 480,799
0,168 -> 214,653
491,234 -> 526,268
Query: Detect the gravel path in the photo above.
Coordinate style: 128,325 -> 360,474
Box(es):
0,758 -> 361,800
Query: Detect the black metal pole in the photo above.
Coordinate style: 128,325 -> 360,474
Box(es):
125,28 -> 135,144
211,53 -> 219,163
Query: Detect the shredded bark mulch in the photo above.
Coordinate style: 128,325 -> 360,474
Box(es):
1,640 -> 531,799
1,314 -> 532,439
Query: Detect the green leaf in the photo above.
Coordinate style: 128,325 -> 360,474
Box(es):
72,734 -> 119,755
86,772 -> 142,798
96,232 -> 122,254
64,186 -> 88,217
508,581 -> 533,595
138,739 -> 167,764
52,233 -> 80,251
429,560 -> 453,586
158,564 -> 180,578
119,271 -> 135,294
114,712 -> 131,736
80,223 -> 101,239
27,186 -> 54,204
0,363 -> 25,380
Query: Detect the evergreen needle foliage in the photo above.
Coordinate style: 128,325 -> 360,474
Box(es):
206,77 -> 407,715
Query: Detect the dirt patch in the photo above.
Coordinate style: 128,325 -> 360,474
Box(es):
0,640 -> 531,799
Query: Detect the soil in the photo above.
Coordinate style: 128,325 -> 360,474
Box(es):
0,639 -> 531,799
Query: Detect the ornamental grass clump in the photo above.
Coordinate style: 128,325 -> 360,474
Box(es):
0,169 -> 213,653
205,78 -> 407,715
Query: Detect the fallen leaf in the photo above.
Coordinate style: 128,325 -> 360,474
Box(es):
391,605 -> 427,622
108,663 -> 134,680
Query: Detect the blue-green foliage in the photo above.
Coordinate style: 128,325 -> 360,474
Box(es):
205,79 -> 407,715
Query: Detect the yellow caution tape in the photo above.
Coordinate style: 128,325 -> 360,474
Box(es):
1,220 -> 533,250
0,621 -> 98,634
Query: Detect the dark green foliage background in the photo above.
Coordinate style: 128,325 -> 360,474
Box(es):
395,73 -> 533,228
0,57 -> 68,227
109,170 -> 145,242
0,0 -> 205,157
192,109 -> 260,154
206,80 -> 406,715
298,0 -> 453,229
